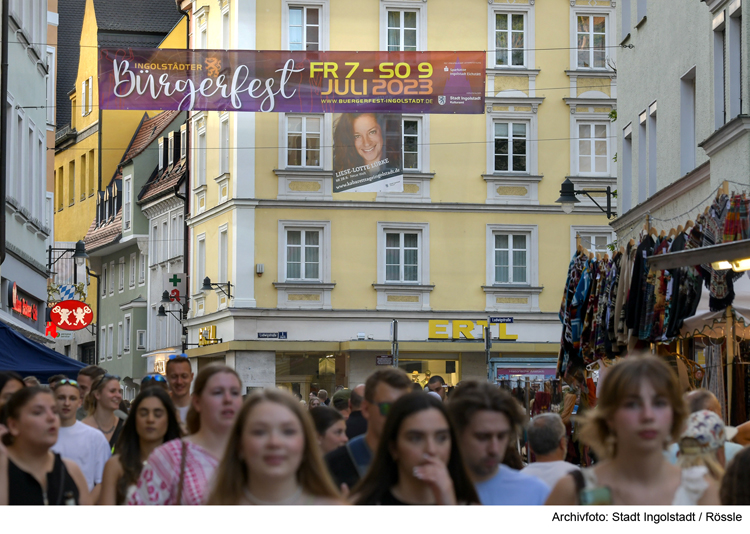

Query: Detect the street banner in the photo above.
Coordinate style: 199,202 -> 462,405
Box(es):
333,112 -> 403,193
98,49 -> 485,114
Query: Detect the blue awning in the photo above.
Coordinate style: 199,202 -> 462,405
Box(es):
0,320 -> 86,382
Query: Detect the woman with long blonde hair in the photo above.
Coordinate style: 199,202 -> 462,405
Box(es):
81,374 -> 124,453
208,389 -> 343,505
546,356 -> 720,505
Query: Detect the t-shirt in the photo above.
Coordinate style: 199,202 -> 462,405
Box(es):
51,421 -> 111,491
665,441 -> 743,465
475,465 -> 551,505
176,404 -> 190,423
521,460 -> 580,490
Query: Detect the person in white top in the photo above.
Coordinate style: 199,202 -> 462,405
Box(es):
166,355 -> 193,425
51,379 -> 111,502
522,413 -> 579,489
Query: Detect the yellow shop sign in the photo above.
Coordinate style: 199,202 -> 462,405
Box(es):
427,320 -> 518,341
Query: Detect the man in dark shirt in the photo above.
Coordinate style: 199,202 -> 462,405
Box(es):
345,384 -> 367,439
325,369 -> 412,491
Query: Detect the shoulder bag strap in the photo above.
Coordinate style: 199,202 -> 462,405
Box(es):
174,439 -> 188,505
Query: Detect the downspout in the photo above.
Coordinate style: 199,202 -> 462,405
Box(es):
1,0 -> 10,265
87,266 -> 100,362
176,0 -> 190,346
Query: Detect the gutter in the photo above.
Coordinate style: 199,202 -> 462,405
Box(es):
176,0 -> 191,343
1,0 -> 10,265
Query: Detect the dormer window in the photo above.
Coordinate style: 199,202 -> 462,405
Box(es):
168,132 -> 174,166
104,187 -> 110,220
158,139 -> 164,170
180,126 -> 187,160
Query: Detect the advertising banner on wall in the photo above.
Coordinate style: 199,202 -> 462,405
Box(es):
333,112 -> 403,193
98,49 -> 485,114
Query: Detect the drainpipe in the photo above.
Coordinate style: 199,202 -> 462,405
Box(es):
176,0 -> 190,349
1,0 -> 10,265
87,266 -> 100,362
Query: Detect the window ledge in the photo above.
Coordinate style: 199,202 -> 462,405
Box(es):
373,283 -> 434,291
273,282 -> 336,290
635,16 -> 647,30
275,168 -> 333,200
618,33 -> 631,47
373,284 -> 434,311
193,184 -> 207,194
483,285 -> 542,313
482,285 -> 543,294
275,282 -> 335,309
214,172 -> 230,183
487,67 -> 541,76
699,115 -> 750,157
483,173 -> 543,183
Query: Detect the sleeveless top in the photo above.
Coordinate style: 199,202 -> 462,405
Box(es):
579,465 -> 709,505
8,453 -> 80,505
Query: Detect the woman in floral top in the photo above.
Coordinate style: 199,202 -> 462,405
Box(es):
128,365 -> 242,505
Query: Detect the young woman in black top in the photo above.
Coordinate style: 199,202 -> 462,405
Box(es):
353,392 -> 479,505
0,387 -> 90,505
82,374 -> 124,452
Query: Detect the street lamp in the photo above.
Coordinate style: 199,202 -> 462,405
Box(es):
201,276 -> 233,300
48,240 -> 89,284
555,178 -> 615,219
73,240 -> 88,266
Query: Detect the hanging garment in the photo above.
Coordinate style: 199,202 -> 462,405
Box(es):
705,344 -> 727,422
615,245 -> 635,347
626,235 -> 655,332
663,232 -> 687,338
731,356 -> 747,426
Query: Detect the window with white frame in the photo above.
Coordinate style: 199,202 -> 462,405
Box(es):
117,322 -> 123,357
289,5 -> 320,50
285,228 -> 321,281
403,118 -> 420,171
123,176 -> 131,230
168,134 -> 174,166
220,114 -> 229,174
493,233 -> 528,285
138,252 -> 146,284
150,224 -> 158,265
100,326 -> 106,360
87,77 -> 93,115
171,214 -> 179,259
180,128 -> 187,159
101,264 -> 107,298
109,261 -> 115,294
576,15 -> 607,69
197,235 -> 206,293
81,78 -> 87,117
385,232 -> 420,283
196,129 -> 206,186
222,8 -> 230,49
118,258 -> 124,291
124,315 -> 131,352
46,48 -> 55,125
494,122 -> 528,173
577,122 -> 609,174
495,12 -> 525,67
162,221 -> 168,263
198,18 -> 208,49
286,115 -> 322,167
158,139 -> 164,170
107,324 -> 114,360
137,330 -> 146,350
129,253 -> 136,288
386,10 -> 418,51
219,226 -> 229,283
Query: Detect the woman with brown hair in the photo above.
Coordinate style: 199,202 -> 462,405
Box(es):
0,387 -> 90,505
207,389 -> 343,505
546,355 -> 720,505
128,364 -> 242,505
81,374 -> 124,452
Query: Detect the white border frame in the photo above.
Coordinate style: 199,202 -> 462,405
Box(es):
570,113 -> 613,177
281,0 -> 330,51
486,224 -> 538,287
569,225 -> 615,257
377,221 -> 430,285
379,1 -> 428,52
488,2 -> 535,70
569,4 -> 616,72
486,109 -> 538,175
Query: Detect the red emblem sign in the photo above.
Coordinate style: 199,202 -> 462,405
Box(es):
50,300 -> 93,331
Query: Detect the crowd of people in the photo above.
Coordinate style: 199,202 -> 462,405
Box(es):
1,353 -> 749,505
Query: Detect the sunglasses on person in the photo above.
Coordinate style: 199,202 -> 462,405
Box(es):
93,373 -> 121,389
52,379 -> 79,390
142,373 -> 167,384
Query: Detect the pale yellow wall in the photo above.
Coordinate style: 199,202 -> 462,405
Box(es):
191,211 -> 233,311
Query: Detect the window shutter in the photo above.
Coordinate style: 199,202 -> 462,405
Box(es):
88,77 -> 93,114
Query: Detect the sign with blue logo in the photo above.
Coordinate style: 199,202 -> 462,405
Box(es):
489,317 -> 513,324
258,332 -> 289,339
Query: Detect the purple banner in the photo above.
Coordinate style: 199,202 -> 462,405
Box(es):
98,49 -> 486,114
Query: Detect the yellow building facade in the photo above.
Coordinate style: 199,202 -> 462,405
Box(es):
181,0 -> 617,394
52,0 -> 185,362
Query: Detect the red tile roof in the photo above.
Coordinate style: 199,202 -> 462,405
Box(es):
139,159 -> 187,203
122,110 -> 181,163
84,210 -> 122,252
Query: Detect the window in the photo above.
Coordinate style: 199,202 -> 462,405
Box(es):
81,79 -> 87,117
289,6 -> 319,50
117,323 -> 123,357
286,115 -> 321,167
714,12 -> 726,129
150,224 -> 158,265
493,233 -> 528,284
168,134 -> 174,166
637,0 -> 647,22
220,115 -> 229,174
107,324 -> 114,360
171,215 -> 179,259
403,118 -> 420,171
622,123 -> 633,212
385,232 -> 419,283
100,326 -> 106,361
79,155 -> 86,201
285,229 -> 320,281
180,128 -> 187,159
197,235 -> 206,293
648,102 -> 657,201
138,252 -> 146,284
88,150 -> 95,196
386,10 -> 418,51
68,160 -> 75,205
137,330 -> 146,351
621,0 -> 631,39
162,221 -> 168,263
577,15 -> 607,69
123,176 -> 131,230
81,77 -> 93,116
197,130 -> 206,186
129,253 -> 136,288
109,261 -> 115,294
494,122 -> 527,173
680,68 -> 696,176
199,19 -> 207,49
571,227 -> 614,257
101,264 -> 108,298
222,8 -> 230,49
88,77 -> 93,115
124,315 -> 131,352
495,13 -> 525,67
639,112 -> 648,202
578,122 -> 609,174
728,8 -> 741,119
158,139 -> 164,170
118,258 -> 125,291
46,48 -> 55,124
219,226 -> 229,283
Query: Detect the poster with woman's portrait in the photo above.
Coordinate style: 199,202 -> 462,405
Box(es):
332,113 -> 403,193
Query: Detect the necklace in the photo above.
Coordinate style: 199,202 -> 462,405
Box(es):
94,415 -> 116,434
244,485 -> 304,505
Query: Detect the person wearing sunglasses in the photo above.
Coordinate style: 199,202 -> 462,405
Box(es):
98,387 -> 182,504
141,373 -> 169,391
50,379 -> 111,503
82,374 -> 125,453
325,368 -> 412,493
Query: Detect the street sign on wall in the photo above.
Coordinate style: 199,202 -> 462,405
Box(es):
49,300 -> 93,331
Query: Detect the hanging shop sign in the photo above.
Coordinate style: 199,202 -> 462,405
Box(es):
376,355 -> 394,366
8,282 -> 38,321
49,300 -> 93,331
98,49 -> 485,114
427,319 -> 518,341
164,273 -> 187,304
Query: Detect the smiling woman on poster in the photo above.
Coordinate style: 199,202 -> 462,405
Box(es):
333,113 -> 403,193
